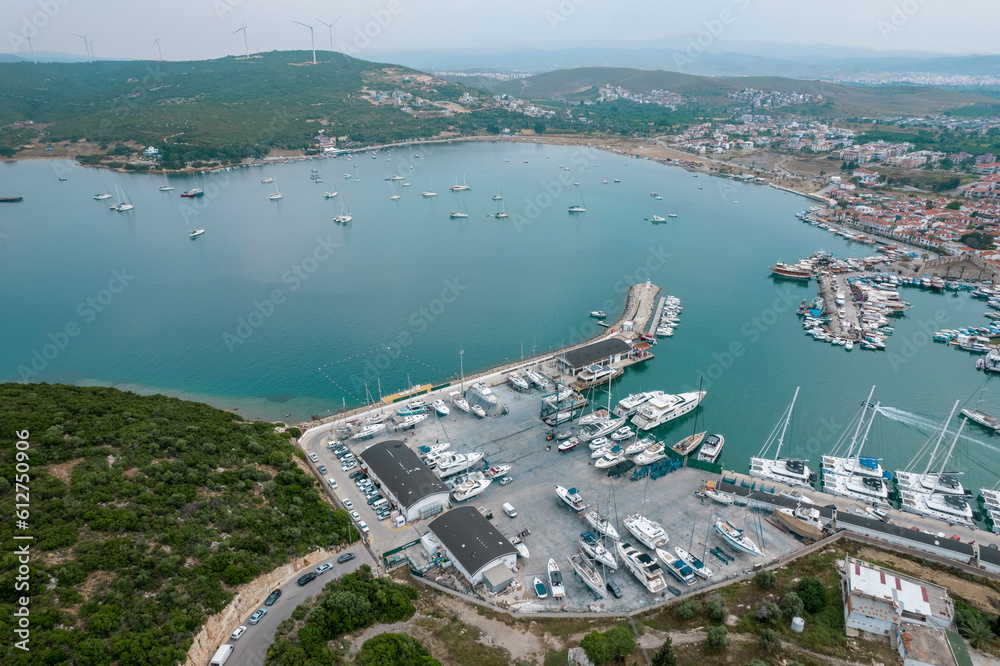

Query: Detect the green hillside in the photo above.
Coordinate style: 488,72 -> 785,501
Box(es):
469,66 -> 995,116
0,51 -> 508,164
0,383 -> 354,665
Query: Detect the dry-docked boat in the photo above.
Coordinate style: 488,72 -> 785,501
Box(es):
617,542 -> 667,593
569,553 -> 605,598
774,506 -> 826,540
623,513 -> 668,550
674,547 -> 713,580
655,547 -> 696,586
555,485 -> 586,512
584,510 -> 619,540
714,520 -> 763,556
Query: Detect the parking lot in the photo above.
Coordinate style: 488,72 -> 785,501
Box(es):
300,382 -> 806,612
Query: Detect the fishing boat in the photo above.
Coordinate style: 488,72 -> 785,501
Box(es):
749,387 -> 812,487
533,577 -> 547,598
672,432 -> 706,456
579,531 -> 617,569
697,434 -> 725,463
633,441 -> 666,465
451,473 -> 492,502
714,521 -> 763,556
655,547 -> 696,585
547,558 -> 564,598
471,404 -> 487,418
569,554 -> 605,598
434,452 -> 485,478
189,228 -> 205,239
631,391 -> 706,431
555,485 -> 586,512
623,513 -> 668,550
616,542 -> 667,593
584,510 -> 619,540
594,446 -> 626,469
674,546 -> 713,580
180,187 -> 204,198
431,399 -> 450,416
449,391 -> 471,413
774,506 -> 825,540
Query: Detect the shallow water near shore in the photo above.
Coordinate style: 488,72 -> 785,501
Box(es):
2,142 -> 998,489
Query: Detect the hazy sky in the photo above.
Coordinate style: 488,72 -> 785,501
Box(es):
2,0 -> 996,61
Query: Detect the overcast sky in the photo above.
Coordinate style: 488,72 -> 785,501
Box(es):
2,0 -> 996,61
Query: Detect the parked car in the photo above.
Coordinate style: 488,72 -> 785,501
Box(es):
249,609 -> 266,625
308,452 -> 318,462
350,511 -> 361,523
498,476 -> 513,486
315,562 -> 333,575
342,498 -> 353,509
349,470 -> 365,480
317,465 -> 327,475
337,552 -> 356,564
357,520 -> 369,533
297,573 -> 317,586
327,478 -> 337,489
231,625 -> 247,640
264,589 -> 281,606
342,461 -> 357,472
367,494 -> 382,506
606,580 -> 622,599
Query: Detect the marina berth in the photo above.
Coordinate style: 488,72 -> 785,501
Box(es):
617,542 -> 668,593
623,513 -> 669,550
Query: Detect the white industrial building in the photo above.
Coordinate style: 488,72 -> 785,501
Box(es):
360,440 -> 450,523
428,506 -> 517,590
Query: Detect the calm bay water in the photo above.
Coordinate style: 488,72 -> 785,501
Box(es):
1,142 -> 998,489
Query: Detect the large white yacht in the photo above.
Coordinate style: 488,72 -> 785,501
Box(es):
631,391 -> 706,431
433,452 -> 484,478
633,441 -> 666,465
899,490 -> 974,526
617,542 -> 667,593
823,473 -> 889,502
623,513 -> 668,550
655,548 -> 696,586
895,402 -> 968,495
555,485 -> 586,512
613,391 -> 662,418
450,473 -> 492,502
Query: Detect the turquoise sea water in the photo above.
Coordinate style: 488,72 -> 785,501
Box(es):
1,142 -> 998,489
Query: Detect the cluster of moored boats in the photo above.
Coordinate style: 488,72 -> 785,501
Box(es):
654,295 -> 682,338
535,484 -> 760,599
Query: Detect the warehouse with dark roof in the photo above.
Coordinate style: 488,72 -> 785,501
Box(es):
429,505 -> 517,587
555,338 -> 633,376
360,440 -> 450,522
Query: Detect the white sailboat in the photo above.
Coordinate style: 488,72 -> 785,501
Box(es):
110,185 -> 134,211
569,554 -> 605,598
749,387 -> 812,487
584,509 -> 619,540
895,401 -> 968,495
631,391 -> 706,431
268,179 -> 283,200
579,531 -> 617,569
714,520 -> 763,556
449,193 -> 469,219
450,174 -> 471,191
159,173 -> 174,191
333,196 -> 353,224
568,192 -> 586,213
821,387 -> 886,478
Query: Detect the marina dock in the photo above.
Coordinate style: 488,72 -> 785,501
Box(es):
646,296 -> 667,336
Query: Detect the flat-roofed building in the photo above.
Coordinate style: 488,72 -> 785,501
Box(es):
428,505 -> 517,586
360,440 -> 450,522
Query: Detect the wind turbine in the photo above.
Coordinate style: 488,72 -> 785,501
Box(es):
231,19 -> 249,59
152,37 -> 162,61
292,20 -> 317,64
317,17 -> 341,52
26,36 -> 37,64
68,32 -> 91,62
88,39 -> 96,60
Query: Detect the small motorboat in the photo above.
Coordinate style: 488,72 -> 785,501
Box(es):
533,576 -> 547,598
431,399 -> 450,416
189,229 -> 205,239
472,405 -> 486,418
558,437 -> 580,452
610,426 -> 634,441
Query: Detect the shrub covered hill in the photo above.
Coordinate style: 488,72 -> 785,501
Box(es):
0,383 -> 354,665
0,50 -> 514,165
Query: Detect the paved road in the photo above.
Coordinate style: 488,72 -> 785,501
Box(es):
223,553 -> 364,666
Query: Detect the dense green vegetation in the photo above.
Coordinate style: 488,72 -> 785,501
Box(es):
0,383 -> 354,665
855,127 -> 1000,158
579,625 -> 636,665
356,633 -> 439,666
0,51 -> 529,163
264,564 -> 418,665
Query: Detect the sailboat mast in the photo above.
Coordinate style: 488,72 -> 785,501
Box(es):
921,400 -> 959,477
774,387 -> 800,460
847,385 -> 877,459
931,415 -> 967,483
852,401 -> 880,473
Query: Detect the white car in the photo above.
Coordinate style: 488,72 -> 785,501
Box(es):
231,625 -> 247,640
350,510 -> 361,523
327,478 -> 337,489
358,520 -> 369,533
342,461 -> 357,472
315,562 -> 333,575
342,498 -> 353,509
308,452 -> 319,462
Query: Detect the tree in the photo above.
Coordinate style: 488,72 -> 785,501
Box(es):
581,630 -> 612,665
651,637 -> 677,666
796,577 -> 827,613
705,626 -> 730,651
706,595 -> 727,622
755,600 -> 781,624
759,627 -> 782,654
606,625 -> 637,660
534,121 -> 546,135
357,633 -> 441,666
781,591 -> 804,618
945,200 -> 962,210
673,599 -> 701,620
754,570 -> 777,589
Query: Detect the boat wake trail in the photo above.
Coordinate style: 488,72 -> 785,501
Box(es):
878,405 -> 1000,454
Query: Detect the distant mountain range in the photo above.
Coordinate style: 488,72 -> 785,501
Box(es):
367,45 -> 1000,80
